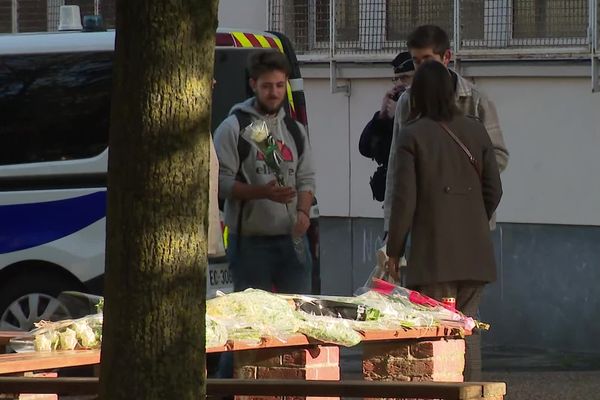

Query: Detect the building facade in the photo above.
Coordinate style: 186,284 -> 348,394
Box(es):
1,0 -> 599,363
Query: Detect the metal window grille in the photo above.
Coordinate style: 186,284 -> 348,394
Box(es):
386,0 -> 454,43
268,0 -> 597,58
0,0 -> 114,33
513,0 -> 587,42
47,0 -> 63,31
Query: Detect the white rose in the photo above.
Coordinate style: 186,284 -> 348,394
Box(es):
34,333 -> 52,352
73,321 -> 98,348
249,121 -> 269,143
59,328 -> 78,350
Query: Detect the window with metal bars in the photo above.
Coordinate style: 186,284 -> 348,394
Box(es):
385,0 -> 453,42
269,0 -> 595,56
513,0 -> 588,39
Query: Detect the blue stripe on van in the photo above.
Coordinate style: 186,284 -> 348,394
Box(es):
0,191 -> 106,254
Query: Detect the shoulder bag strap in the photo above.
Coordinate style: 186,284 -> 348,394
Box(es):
438,122 -> 482,180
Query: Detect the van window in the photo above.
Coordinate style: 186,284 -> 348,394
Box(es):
0,52 -> 112,165
0,46 -> 281,165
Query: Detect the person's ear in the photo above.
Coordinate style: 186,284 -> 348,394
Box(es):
443,50 -> 452,67
249,78 -> 257,93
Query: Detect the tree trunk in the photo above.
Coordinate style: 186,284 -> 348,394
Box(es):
99,1 -> 218,399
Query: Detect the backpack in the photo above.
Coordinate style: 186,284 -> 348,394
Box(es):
369,165 -> 387,202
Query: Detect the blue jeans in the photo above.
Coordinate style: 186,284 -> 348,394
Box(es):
216,235 -> 312,379
227,234 -> 312,294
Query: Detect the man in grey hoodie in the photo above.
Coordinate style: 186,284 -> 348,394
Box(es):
214,50 -> 316,294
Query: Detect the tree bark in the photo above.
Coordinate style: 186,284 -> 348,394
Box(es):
99,1 -> 218,399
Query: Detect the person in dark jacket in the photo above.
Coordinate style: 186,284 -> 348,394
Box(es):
385,60 -> 503,381
359,52 -> 414,201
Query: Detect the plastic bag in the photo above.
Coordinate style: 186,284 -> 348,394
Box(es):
360,245 -> 405,290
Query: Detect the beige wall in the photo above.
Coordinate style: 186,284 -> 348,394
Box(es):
304,71 -> 600,226
218,0 -> 266,31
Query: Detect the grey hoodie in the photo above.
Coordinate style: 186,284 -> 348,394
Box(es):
214,98 -> 316,236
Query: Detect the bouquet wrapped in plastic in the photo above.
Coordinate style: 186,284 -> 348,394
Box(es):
296,312 -> 362,347
206,315 -> 228,348
206,289 -> 300,344
360,279 -> 489,331
10,314 -> 103,353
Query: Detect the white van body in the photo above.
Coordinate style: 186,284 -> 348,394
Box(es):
0,28 -> 311,331
0,30 -> 251,330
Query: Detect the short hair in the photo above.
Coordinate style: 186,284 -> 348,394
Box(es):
406,25 -> 451,58
409,60 -> 461,122
247,50 -> 291,80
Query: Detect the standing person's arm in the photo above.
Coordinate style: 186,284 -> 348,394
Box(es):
383,90 -> 411,232
385,129 -> 417,279
479,127 -> 503,219
293,124 -> 316,237
478,95 -> 509,173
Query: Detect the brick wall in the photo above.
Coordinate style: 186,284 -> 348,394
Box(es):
234,345 -> 340,400
0,0 -> 115,33
363,338 -> 466,383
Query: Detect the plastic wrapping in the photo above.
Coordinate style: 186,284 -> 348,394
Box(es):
206,315 -> 228,348
360,280 -> 481,331
354,290 -> 437,329
10,313 -> 103,353
292,296 -> 380,321
206,289 -> 300,344
240,120 -> 285,185
296,312 -> 362,347
361,246 -> 400,288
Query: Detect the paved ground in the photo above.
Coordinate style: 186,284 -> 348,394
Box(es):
483,370 -> 600,400
340,346 -> 600,400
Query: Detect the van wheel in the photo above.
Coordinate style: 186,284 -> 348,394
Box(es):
0,273 -> 77,331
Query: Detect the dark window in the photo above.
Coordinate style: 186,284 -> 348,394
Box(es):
0,47 -> 289,165
513,0 -> 587,39
0,51 -> 112,165
386,0 -> 453,41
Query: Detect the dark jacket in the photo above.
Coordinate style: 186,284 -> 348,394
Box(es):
359,111 -> 394,166
386,115 -> 503,287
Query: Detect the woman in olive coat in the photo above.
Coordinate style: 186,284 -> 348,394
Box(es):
385,60 -> 503,381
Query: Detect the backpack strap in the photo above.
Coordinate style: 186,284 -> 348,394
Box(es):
233,110 -> 253,183
283,114 -> 305,159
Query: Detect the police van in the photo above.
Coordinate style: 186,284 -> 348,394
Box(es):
0,28 -> 315,330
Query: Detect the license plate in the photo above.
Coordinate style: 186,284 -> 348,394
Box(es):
207,261 -> 233,298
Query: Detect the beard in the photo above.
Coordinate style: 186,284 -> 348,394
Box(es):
255,96 -> 285,115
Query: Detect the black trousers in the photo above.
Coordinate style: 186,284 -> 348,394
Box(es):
416,281 -> 485,382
